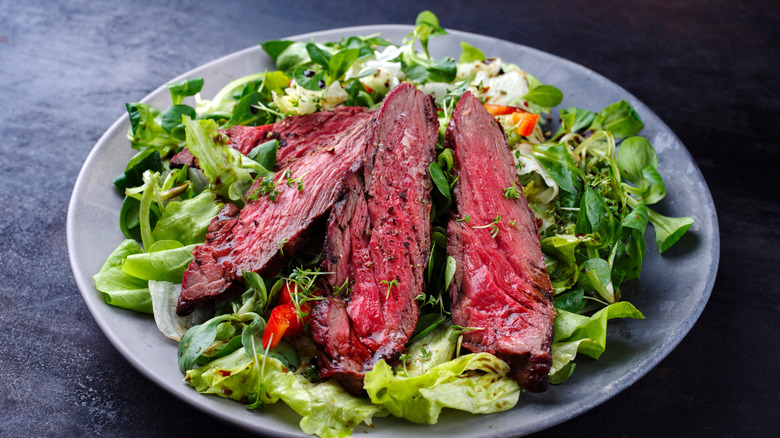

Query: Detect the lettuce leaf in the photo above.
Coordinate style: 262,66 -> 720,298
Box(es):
151,190 -> 222,245
361,323 -> 519,424
183,117 -> 257,206
550,301 -> 645,382
364,353 -> 519,424
121,243 -> 196,283
296,378 -> 387,438
402,322 -> 458,376
186,348 -> 385,438
148,280 -> 209,341
92,239 -> 152,313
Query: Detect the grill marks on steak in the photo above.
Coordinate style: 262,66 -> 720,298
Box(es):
445,92 -> 555,393
176,110 -> 375,316
310,83 -> 438,390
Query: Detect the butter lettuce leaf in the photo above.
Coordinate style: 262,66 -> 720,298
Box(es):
186,348 -> 384,438
92,239 -> 152,313
296,378 -> 387,438
121,243 -> 196,283
364,353 -> 519,424
151,190 -> 222,245
402,322 -> 458,376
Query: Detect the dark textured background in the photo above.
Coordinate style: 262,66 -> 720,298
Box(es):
1,0 -> 778,436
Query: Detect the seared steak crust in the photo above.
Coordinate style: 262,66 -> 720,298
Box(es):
445,92 -> 555,392
177,109 -> 375,315
310,83 -> 438,390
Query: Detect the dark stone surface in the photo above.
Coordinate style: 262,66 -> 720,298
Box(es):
1,0 -> 777,436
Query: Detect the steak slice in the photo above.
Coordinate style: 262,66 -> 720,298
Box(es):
177,110 -> 375,315
445,92 -> 555,393
310,83 -> 438,391
169,107 -> 370,171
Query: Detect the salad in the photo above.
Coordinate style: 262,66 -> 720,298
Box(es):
92,11 -> 694,438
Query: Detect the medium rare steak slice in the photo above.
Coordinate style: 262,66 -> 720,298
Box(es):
169,107 -> 370,171
272,106 -> 369,170
445,92 -> 555,393
176,110 -> 374,316
310,83 -> 438,391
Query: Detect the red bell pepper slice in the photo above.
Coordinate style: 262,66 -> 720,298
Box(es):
511,111 -> 540,137
484,103 -> 520,116
261,282 -> 312,349
483,103 -> 539,136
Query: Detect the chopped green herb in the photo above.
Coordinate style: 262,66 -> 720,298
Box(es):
503,182 -> 522,199
247,176 -> 281,202
472,214 -> 501,238
379,278 -> 399,299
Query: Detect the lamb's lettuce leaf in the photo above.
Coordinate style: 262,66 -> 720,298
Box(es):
113,148 -> 163,191
522,84 -> 563,108
550,301 -> 645,383
458,41 -> 485,64
589,100 -> 644,139
167,77 -> 204,106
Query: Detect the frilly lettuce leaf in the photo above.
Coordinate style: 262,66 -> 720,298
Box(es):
550,301 -> 645,383
296,378 -> 387,438
182,117 -> 258,206
363,324 -> 519,424
364,353 -> 519,424
185,348 -> 384,438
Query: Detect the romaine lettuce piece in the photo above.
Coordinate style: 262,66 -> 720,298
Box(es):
182,117 -> 251,204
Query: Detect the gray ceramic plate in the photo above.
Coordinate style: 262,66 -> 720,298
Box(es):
67,25 -> 719,437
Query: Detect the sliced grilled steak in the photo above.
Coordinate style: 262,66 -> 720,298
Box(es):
445,92 -> 555,393
177,110 -> 375,316
272,106 -> 369,170
169,107 -> 369,170
310,83 -> 438,391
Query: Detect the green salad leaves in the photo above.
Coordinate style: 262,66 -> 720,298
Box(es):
94,9 -> 695,438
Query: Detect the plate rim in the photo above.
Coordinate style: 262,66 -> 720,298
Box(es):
67,24 -> 720,437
